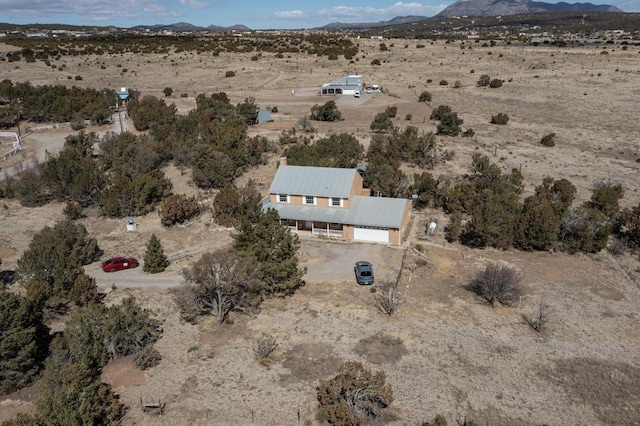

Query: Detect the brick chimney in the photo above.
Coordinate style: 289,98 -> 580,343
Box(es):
279,156 -> 288,166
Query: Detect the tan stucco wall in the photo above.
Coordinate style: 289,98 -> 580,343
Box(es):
389,229 -> 401,245
343,225 -> 354,241
345,173 -> 364,208
271,194 -> 345,208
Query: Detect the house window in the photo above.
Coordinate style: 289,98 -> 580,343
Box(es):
278,194 -> 289,203
331,197 -> 342,207
304,195 -> 316,205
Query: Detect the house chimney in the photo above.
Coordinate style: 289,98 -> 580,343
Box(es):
279,156 -> 287,166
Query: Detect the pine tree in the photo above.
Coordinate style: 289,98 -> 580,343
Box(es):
0,290 -> 50,394
234,209 -> 304,295
143,234 -> 169,273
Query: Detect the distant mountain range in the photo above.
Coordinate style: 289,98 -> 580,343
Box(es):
435,0 -> 622,18
318,15 -> 428,30
131,22 -> 251,32
129,1 -> 624,33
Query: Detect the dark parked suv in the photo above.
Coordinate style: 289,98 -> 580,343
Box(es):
354,261 -> 374,285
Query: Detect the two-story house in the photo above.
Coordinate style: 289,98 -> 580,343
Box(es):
261,161 -> 411,245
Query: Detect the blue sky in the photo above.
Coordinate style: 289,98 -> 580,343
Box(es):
0,0 -> 637,29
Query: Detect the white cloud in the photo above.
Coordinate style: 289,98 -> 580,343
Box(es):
0,0 -> 177,22
274,10 -> 306,19
311,2 -> 446,21
179,0 -> 210,9
613,0 -> 640,11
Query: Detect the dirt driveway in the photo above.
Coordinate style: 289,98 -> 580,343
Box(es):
85,237 -> 405,290
298,238 -> 405,285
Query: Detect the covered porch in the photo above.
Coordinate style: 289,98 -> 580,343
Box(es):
281,219 -> 344,239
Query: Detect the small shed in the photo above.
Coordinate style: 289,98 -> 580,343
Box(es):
257,110 -> 273,124
125,216 -> 137,231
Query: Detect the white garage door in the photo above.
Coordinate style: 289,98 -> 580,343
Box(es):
353,226 -> 389,243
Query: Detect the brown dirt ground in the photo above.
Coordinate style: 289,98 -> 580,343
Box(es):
1,38 -> 640,425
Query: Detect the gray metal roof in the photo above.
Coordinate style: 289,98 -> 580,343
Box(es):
344,196 -> 409,228
263,200 -> 349,224
262,195 -> 409,229
322,75 -> 363,87
269,165 -> 357,198
257,110 -> 273,124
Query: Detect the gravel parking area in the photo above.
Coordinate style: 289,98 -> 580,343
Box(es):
298,238 -> 405,285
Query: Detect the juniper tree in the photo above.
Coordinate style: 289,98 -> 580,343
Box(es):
0,290 -> 50,394
143,234 -> 169,273
234,208 -> 305,295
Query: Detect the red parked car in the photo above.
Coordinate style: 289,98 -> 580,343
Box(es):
102,257 -> 139,272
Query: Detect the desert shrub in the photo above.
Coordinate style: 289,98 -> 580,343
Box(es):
162,87 -> 173,97
254,334 -> 278,360
516,200 -> 560,251
422,416 -> 477,426
63,201 -> 84,220
589,180 -> 624,219
439,79 -> 448,86
540,132 -> 556,147
560,206 -> 611,253
462,128 -> 475,137
159,193 -> 200,227
430,105 -> 453,121
143,234 -> 169,273
225,70 -> 235,77
477,74 -> 491,86
490,113 -> 509,125
317,361 -> 393,425
523,302 -> 549,333
418,90 -> 432,102
70,119 -> 86,130
134,345 -> 161,370
384,106 -> 398,118
489,78 -> 503,88
453,80 -> 462,88
405,113 -> 412,121
437,111 -> 463,136
373,283 -> 400,315
617,202 -> 640,249
371,59 -> 381,65
310,100 -> 343,122
370,110 -> 395,134
468,263 -> 522,306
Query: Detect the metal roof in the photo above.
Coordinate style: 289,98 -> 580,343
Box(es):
344,196 -> 409,228
321,75 -> 363,89
262,195 -> 409,229
269,165 -> 357,198
263,200 -> 349,224
257,110 -> 273,124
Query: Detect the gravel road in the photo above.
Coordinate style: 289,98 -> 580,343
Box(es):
86,237 -> 405,290
85,262 -> 184,290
